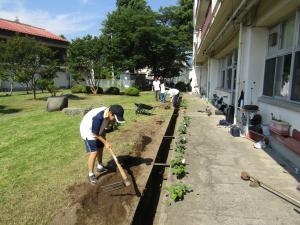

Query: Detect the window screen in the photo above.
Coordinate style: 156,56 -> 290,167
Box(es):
263,58 -> 276,96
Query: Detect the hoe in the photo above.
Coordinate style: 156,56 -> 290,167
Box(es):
101,147 -> 131,192
241,171 -> 300,208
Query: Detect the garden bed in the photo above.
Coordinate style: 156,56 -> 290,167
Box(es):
50,110 -> 174,225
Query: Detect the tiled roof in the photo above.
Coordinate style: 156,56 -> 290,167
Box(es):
0,18 -> 69,43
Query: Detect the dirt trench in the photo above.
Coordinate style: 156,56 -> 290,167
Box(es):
49,116 -> 169,225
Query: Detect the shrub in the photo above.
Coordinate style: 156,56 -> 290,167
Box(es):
125,87 -> 140,96
171,155 -> 186,179
166,183 -> 192,201
86,86 -> 103,94
71,85 -> 85,93
175,81 -> 187,92
175,145 -> 186,154
104,86 -> 120,95
71,85 -> 103,94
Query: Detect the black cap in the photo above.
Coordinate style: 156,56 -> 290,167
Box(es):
110,105 -> 125,123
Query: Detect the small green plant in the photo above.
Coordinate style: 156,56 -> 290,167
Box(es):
180,99 -> 188,109
177,136 -> 187,145
183,116 -> 191,127
178,125 -> 187,134
171,155 -> 186,179
166,183 -> 192,201
175,145 -> 186,154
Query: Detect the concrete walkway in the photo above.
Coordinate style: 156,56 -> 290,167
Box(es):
161,95 -> 300,225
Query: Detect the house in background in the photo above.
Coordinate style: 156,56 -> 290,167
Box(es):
193,0 -> 300,166
0,18 -> 70,90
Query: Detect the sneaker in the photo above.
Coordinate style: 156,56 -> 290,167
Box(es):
88,174 -> 98,184
96,166 -> 109,173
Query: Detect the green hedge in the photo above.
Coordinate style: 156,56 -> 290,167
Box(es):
104,87 -> 120,95
71,85 -> 103,94
125,87 -> 140,96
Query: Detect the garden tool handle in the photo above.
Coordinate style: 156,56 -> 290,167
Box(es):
250,175 -> 300,208
107,147 -> 128,182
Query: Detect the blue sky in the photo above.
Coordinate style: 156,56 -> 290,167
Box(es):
0,0 -> 178,41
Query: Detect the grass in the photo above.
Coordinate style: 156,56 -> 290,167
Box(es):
0,90 -> 170,225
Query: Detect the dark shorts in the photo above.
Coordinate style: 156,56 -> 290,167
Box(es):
84,139 -> 104,153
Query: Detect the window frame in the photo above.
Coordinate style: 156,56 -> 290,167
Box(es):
218,49 -> 237,91
263,11 -> 300,104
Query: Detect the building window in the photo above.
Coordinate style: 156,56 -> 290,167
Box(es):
291,51 -> 300,101
263,58 -> 276,97
221,71 -> 225,88
281,16 -> 295,49
274,54 -> 291,98
227,68 -> 232,89
263,13 -> 300,103
219,50 -> 238,90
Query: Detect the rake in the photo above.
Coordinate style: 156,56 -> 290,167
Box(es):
101,147 -> 131,192
241,171 -> 300,208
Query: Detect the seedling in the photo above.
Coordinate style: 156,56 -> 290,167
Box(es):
166,183 -> 192,201
180,99 -> 188,109
171,164 -> 186,179
171,155 -> 187,179
183,116 -> 191,127
175,145 -> 186,154
178,125 -> 187,134
177,136 -> 187,145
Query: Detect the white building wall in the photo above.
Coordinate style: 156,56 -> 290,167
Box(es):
239,27 -> 268,105
207,58 -> 219,100
259,102 -> 300,132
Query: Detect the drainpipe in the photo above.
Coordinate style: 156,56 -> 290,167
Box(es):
234,23 -> 243,124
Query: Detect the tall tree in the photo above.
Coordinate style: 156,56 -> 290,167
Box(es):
67,35 -> 105,94
0,36 -> 54,98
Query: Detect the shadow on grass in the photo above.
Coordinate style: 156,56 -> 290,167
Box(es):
0,105 -> 22,114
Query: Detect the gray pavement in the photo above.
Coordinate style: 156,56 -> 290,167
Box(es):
162,95 -> 300,225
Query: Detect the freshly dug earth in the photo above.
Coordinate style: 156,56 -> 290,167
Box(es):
50,116 -> 169,225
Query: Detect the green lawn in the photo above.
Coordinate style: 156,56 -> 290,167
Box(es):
0,90 -> 169,225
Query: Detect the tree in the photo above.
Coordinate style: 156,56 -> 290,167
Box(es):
0,36 -> 58,99
101,2 -> 161,72
101,0 -> 193,78
67,35 -> 104,94
159,0 -> 193,53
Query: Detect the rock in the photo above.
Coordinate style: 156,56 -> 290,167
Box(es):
62,108 -> 88,116
46,96 -> 68,112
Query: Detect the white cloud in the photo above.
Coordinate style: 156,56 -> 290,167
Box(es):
0,0 -> 100,39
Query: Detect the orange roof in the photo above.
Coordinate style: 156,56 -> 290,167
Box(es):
0,18 -> 69,43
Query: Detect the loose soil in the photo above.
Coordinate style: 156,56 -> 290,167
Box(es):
50,114 -> 171,225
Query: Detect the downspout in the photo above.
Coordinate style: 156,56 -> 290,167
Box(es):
234,23 -> 243,124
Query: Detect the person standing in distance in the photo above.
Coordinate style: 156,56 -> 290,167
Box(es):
152,76 -> 161,101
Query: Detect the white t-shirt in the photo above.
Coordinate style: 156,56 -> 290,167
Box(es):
80,107 -> 108,140
153,80 -> 160,91
168,88 -> 179,97
160,83 -> 166,93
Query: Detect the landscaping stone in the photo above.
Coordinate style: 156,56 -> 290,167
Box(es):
46,96 -> 68,112
62,108 -> 88,116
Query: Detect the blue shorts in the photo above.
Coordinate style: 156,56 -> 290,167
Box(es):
84,139 -> 104,152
